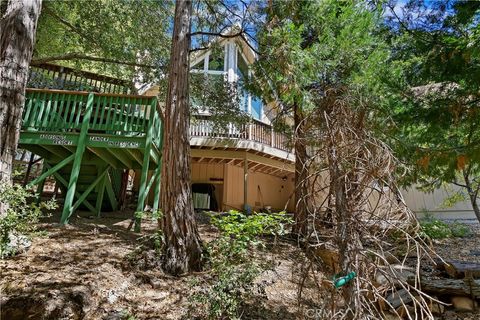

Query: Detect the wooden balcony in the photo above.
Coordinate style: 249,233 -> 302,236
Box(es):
21,88 -> 163,153
19,88 -> 163,227
190,115 -> 294,162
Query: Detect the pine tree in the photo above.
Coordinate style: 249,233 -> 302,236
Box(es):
0,0 -> 42,214
161,0 -> 203,275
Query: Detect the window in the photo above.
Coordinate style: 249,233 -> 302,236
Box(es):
193,192 -> 210,209
192,183 -> 218,211
251,96 -> 262,120
237,50 -> 248,81
191,58 -> 205,71
208,47 -> 225,71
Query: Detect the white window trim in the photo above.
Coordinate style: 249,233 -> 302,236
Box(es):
190,40 -> 267,122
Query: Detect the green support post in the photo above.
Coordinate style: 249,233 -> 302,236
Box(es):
51,171 -> 96,212
35,163 -> 48,204
153,117 -> 163,212
70,166 -> 109,214
134,102 -> 156,232
96,167 -> 108,217
152,115 -> 164,214
27,154 -> 74,188
152,158 -> 162,213
60,93 -> 94,224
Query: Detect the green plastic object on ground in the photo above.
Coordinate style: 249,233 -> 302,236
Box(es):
333,271 -> 356,288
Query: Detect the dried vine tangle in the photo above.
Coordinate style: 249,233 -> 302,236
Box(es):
294,88 -> 440,320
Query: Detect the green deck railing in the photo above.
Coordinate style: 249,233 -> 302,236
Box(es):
20,88 -> 163,230
23,89 -> 162,140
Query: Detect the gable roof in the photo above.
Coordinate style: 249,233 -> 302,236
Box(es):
190,28 -> 257,67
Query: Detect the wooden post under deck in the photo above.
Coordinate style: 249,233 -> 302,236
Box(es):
244,153 -> 248,212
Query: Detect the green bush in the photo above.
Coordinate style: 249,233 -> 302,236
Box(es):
420,219 -> 452,239
189,210 -> 292,319
0,182 -> 56,258
419,214 -> 471,240
449,221 -> 472,238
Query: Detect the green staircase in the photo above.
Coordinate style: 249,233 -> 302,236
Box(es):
20,89 -> 163,231
55,164 -> 120,211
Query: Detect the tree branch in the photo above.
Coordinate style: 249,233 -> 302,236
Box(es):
189,47 -> 210,54
452,180 -> 468,189
189,30 -> 244,38
42,5 -> 101,48
31,53 -> 158,69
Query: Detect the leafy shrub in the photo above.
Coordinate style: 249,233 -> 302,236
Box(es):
0,182 -> 56,258
449,221 -> 472,238
420,219 -> 452,239
419,214 -> 471,239
189,210 -> 292,319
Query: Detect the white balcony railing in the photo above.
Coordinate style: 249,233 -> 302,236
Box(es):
190,115 -> 292,153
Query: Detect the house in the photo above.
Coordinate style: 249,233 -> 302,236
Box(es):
19,34 -> 295,223
141,35 -> 295,213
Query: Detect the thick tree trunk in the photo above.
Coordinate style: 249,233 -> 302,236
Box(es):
293,102 -> 308,236
160,0 -> 203,275
0,0 -> 42,212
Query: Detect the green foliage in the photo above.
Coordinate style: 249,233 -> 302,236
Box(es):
152,230 -> 164,254
190,73 -> 250,134
35,0 -> 173,81
419,213 -> 471,239
0,182 -> 56,258
120,310 -> 137,320
134,209 -> 162,221
211,210 -> 292,257
189,210 -> 292,319
384,1 -> 480,216
250,0 -> 394,148
440,188 -> 468,209
449,221 -> 472,238
420,218 -> 452,239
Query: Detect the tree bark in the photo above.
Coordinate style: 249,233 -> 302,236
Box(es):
160,0 -> 203,275
292,102 -> 308,236
0,0 -> 42,211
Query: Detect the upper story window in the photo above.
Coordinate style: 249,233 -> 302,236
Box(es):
190,41 -> 263,121
208,47 -> 225,72
191,58 -> 204,71
237,50 -> 248,82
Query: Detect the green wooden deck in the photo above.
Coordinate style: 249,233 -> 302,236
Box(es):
20,88 -> 163,231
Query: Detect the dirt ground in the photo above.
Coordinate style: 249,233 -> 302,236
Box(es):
0,211 -> 314,320
1,211 -> 480,320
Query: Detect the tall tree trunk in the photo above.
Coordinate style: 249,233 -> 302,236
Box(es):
0,0 -> 42,212
161,0 -> 202,275
293,102 -> 308,236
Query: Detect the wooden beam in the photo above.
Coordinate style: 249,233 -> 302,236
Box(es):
246,153 -> 294,172
105,173 -> 118,210
51,170 -> 96,212
27,154 -> 74,187
88,147 -> 120,169
41,144 -> 71,159
96,166 -> 108,217
105,147 -> 132,168
251,163 -> 266,171
125,148 -> 143,166
20,145 -> 54,161
70,166 -> 109,214
191,148 -> 243,160
152,158 -> 162,212
61,93 -> 94,224
135,105 -> 155,232
190,149 -> 294,172
244,154 -> 248,212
